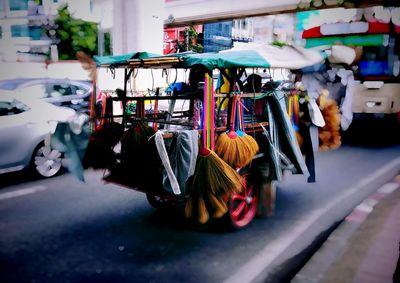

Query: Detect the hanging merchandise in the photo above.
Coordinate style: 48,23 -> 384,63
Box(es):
263,91 -> 309,178
215,95 -> 245,168
157,130 -> 199,195
288,89 -> 318,183
51,114 -> 92,182
120,122 -> 163,190
82,121 -> 124,171
234,95 -> 259,165
185,73 -> 244,224
287,93 -> 303,147
317,90 -> 341,151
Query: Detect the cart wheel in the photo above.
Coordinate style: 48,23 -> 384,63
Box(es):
226,172 -> 258,230
146,193 -> 183,210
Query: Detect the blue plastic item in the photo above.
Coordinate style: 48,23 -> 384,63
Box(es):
359,61 -> 390,76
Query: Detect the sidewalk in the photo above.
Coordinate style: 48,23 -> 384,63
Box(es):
293,175 -> 400,283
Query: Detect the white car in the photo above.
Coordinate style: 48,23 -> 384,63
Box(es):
0,92 -> 76,178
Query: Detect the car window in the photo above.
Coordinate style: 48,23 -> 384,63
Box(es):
49,83 -> 74,97
0,99 -> 30,116
21,84 -> 49,99
75,85 -> 89,95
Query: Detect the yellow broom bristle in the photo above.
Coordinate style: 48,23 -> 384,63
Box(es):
216,131 -> 255,169
185,149 -> 244,223
200,150 -> 244,195
215,132 -> 232,157
208,193 -> 228,218
198,197 -> 209,224
242,134 -> 259,155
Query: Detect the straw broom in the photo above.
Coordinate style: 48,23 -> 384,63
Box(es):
185,73 -> 243,223
235,95 -> 259,166
216,95 -> 258,168
215,96 -> 243,168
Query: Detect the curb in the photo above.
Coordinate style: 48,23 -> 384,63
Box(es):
224,157 -> 400,283
292,175 -> 400,283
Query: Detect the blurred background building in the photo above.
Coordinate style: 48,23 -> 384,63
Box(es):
0,0 -> 112,62
0,0 -> 398,61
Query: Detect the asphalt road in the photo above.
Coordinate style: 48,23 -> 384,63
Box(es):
1,144 -> 400,283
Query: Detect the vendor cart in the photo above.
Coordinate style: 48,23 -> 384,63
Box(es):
62,47 -> 324,230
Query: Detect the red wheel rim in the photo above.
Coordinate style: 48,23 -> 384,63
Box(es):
229,173 -> 258,228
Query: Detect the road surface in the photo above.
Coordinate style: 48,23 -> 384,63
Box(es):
1,144 -> 399,283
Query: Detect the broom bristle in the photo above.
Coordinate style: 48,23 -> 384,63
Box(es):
198,197 -> 210,224
208,193 -> 228,218
242,134 -> 259,155
185,149 -> 244,223
215,131 -> 255,169
193,150 -> 243,195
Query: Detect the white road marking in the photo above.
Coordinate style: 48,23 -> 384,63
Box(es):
223,157 -> 400,283
0,185 -> 47,201
377,182 -> 399,194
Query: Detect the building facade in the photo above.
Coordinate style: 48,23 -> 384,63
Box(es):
0,0 -> 110,61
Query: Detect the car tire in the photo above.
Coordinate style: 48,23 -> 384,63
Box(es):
31,142 -> 63,178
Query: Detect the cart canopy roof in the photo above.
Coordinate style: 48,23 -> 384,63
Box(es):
93,52 -> 161,66
177,50 -> 271,69
93,45 -> 326,70
94,50 -> 271,69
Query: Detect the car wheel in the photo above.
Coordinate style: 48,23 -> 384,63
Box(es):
31,143 -> 63,178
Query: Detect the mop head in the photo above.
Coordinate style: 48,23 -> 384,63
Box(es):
185,148 -> 243,223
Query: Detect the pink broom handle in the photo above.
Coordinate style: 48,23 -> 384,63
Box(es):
203,74 -> 208,149
230,94 -> 237,131
209,74 -> 215,150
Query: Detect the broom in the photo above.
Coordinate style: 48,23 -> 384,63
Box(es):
215,96 -> 243,168
234,95 -> 259,166
185,73 -> 243,223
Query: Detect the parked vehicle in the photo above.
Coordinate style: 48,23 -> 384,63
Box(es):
0,92 -> 76,178
0,78 -> 92,114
